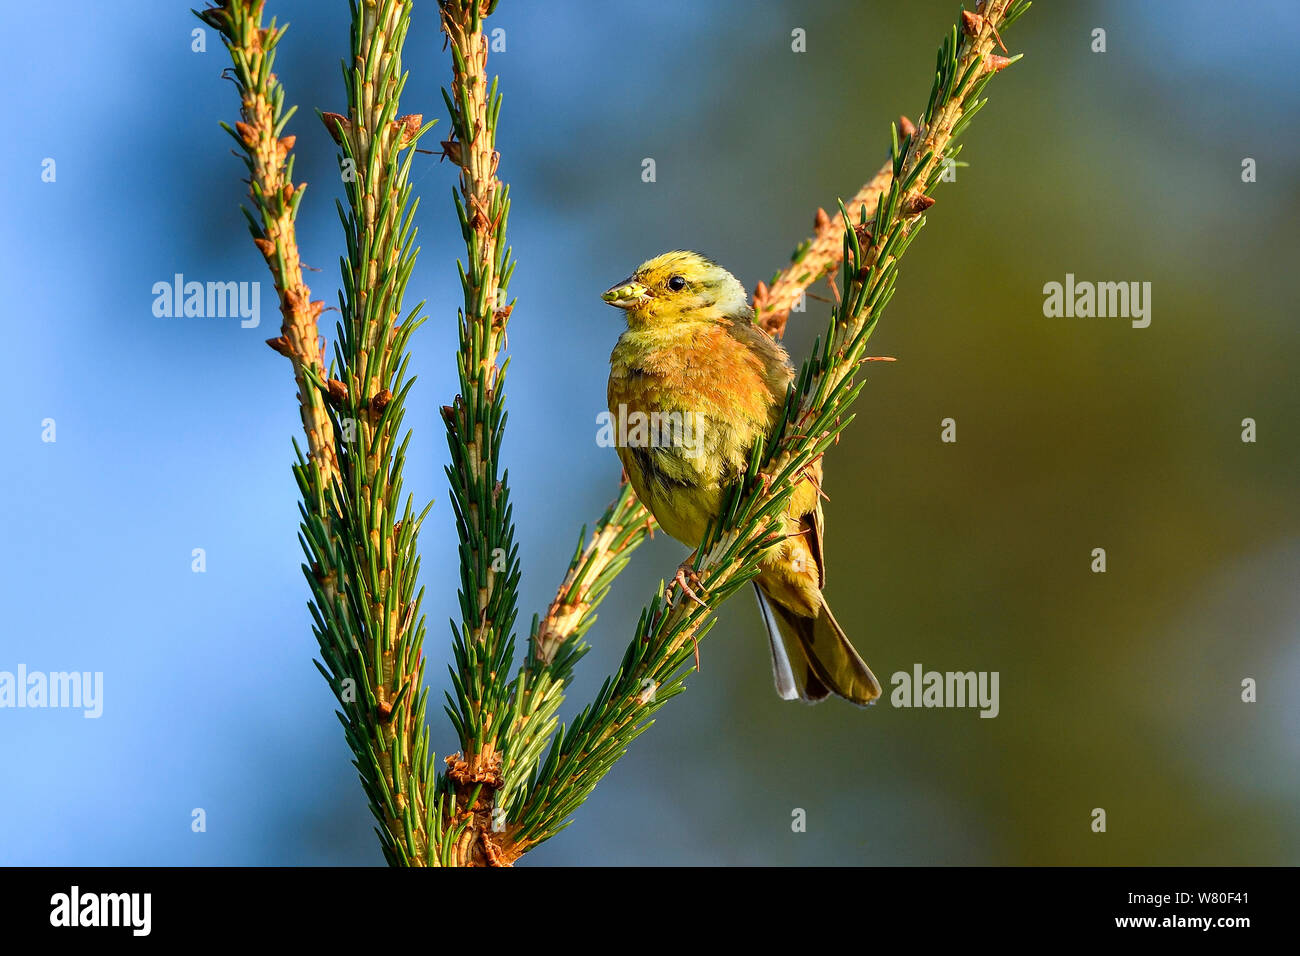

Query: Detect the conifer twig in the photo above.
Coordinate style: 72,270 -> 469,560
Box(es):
532,480 -> 656,668
319,0 -> 440,867
198,0 -> 336,489
313,0 -> 441,865
436,0 -> 524,866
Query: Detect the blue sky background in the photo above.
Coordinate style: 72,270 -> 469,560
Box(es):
2,0 -> 1298,865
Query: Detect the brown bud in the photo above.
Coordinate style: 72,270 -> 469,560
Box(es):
898,115 -> 917,139
986,54 -> 1012,73
961,10 -> 984,36
370,389 -> 393,416
320,112 -> 350,144
902,194 -> 936,215
278,135 -> 296,157
753,280 -> 769,304
234,121 -> 257,147
326,379 -> 349,406
252,237 -> 276,259
814,207 -> 831,231
440,138 -> 462,165
265,336 -> 295,358
395,113 -> 423,148
852,223 -> 874,247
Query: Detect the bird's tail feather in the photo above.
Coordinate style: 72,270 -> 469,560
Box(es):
754,584 -> 880,706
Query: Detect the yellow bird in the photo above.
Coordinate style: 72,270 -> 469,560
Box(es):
603,251 -> 881,705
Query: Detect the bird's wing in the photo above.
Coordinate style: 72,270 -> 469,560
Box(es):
729,316 -> 827,587
727,314 -> 795,407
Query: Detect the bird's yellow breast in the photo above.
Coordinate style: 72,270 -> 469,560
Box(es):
608,321 -> 777,545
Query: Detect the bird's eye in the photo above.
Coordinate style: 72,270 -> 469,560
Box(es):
667,275 -> 686,292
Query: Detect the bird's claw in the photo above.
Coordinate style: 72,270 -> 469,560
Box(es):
672,564 -> 708,609
670,563 -> 707,671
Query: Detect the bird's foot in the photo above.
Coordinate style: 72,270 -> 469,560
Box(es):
672,563 -> 708,609
670,561 -> 708,671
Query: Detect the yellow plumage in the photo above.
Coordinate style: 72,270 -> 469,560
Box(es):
603,251 -> 881,705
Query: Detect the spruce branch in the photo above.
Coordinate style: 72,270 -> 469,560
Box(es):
506,0 -> 1030,854
436,0 -> 523,864
532,480 -> 656,670
197,0 -> 337,492
312,0 -> 440,865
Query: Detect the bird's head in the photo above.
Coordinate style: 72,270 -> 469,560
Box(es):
601,251 -> 749,327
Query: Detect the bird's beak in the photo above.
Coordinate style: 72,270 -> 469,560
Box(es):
601,278 -> 649,310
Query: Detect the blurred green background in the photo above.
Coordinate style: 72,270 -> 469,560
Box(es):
2,1 -> 1296,865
